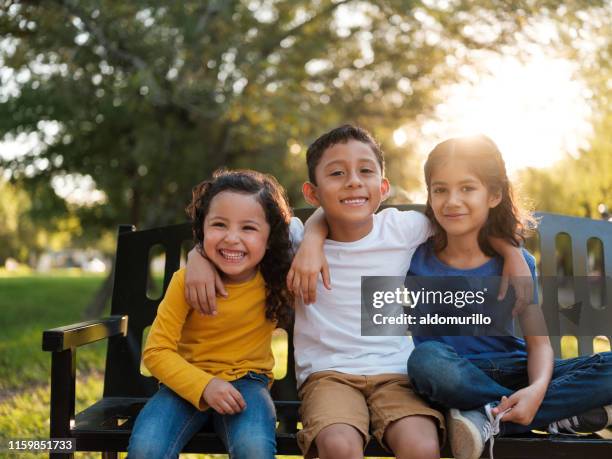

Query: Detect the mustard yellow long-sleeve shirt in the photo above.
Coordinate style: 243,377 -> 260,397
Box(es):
142,269 -> 276,410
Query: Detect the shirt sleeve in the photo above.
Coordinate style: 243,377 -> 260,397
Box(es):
382,208 -> 433,247
142,270 -> 215,410
289,216 -> 305,251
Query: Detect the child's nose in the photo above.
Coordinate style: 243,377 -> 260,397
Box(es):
345,170 -> 363,188
447,190 -> 461,206
224,230 -> 240,243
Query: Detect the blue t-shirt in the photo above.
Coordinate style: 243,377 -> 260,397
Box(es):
407,241 -> 538,359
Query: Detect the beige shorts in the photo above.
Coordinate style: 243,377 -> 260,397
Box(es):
297,371 -> 445,458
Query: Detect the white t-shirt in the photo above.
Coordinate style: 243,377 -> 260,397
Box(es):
290,208 -> 433,387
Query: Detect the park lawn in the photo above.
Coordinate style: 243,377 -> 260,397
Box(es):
0,272 -> 109,391
0,273 -> 109,458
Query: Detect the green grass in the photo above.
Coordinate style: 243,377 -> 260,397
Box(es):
0,273 -> 110,457
0,274 -> 108,391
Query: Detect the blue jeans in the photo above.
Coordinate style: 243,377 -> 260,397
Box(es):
128,372 -> 276,459
408,341 -> 612,435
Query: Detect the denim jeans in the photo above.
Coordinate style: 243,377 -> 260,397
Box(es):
128,372 -> 276,459
408,341 -> 612,435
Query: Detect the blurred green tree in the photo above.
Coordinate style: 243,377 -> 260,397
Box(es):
519,2 -> 612,220
0,179 -> 34,264
0,177 -> 84,264
1,0 -> 599,227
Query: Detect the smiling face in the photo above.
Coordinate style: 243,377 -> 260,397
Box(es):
429,158 -> 501,240
202,191 -> 270,283
303,140 -> 389,240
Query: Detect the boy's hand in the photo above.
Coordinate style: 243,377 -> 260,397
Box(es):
497,248 -> 534,316
287,235 -> 331,305
185,247 -> 227,315
202,377 -> 246,415
493,384 -> 545,426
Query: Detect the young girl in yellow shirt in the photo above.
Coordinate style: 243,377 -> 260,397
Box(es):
128,169 -> 294,459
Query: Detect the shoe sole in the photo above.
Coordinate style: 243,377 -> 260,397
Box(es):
449,408 -> 484,459
605,405 -> 612,426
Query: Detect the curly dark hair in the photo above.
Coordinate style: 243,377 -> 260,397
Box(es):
424,135 -> 537,257
306,124 -> 385,184
185,169 -> 294,326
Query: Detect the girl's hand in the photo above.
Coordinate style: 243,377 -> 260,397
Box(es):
202,378 -> 246,415
492,384 -> 546,425
185,247 -> 227,315
287,235 -> 331,305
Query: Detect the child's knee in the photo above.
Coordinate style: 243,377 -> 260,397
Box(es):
385,416 -> 440,459
408,341 -> 456,391
229,434 -> 276,459
315,424 -> 364,459
128,433 -> 171,459
396,437 -> 440,459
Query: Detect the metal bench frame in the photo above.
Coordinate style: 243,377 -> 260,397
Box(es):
43,205 -> 612,458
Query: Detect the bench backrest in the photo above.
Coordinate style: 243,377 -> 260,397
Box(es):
103,205 -> 612,402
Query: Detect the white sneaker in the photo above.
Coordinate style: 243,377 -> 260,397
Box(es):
449,404 -> 511,459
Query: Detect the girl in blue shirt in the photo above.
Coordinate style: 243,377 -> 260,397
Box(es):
406,135 -> 612,459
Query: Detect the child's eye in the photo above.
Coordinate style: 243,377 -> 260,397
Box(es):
462,186 -> 476,192
330,171 -> 344,176
243,226 -> 257,231
211,222 -> 226,227
361,168 -> 374,174
432,188 -> 446,194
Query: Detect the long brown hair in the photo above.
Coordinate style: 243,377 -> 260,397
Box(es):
186,169 -> 294,325
424,135 -> 536,257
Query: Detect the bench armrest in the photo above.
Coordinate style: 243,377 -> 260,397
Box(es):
42,315 -> 128,352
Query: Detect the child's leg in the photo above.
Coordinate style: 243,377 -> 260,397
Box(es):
128,385 -> 211,459
384,415 -> 439,459
213,372 -> 276,459
499,351 -> 612,435
316,424 -> 365,459
408,341 -> 514,409
368,373 -> 445,459
297,371 -> 370,459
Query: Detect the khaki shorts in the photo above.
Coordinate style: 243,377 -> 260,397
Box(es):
297,371 -> 445,458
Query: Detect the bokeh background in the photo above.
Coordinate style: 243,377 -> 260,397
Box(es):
1,1 -> 611,457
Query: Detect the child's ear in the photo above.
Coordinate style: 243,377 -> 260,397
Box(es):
380,177 -> 391,201
489,190 -> 502,209
302,182 -> 320,206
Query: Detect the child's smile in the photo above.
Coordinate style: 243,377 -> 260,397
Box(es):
218,248 -> 247,262
340,196 -> 369,206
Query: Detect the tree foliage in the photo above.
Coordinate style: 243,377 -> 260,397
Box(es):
0,178 -> 86,263
519,114 -> 612,219
518,2 -> 612,220
0,0 -> 605,231
0,179 -> 33,262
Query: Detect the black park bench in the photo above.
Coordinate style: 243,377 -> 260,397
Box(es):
42,205 -> 612,458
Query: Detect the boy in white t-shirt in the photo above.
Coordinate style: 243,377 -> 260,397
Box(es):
185,125 -> 531,459
286,125 -> 444,459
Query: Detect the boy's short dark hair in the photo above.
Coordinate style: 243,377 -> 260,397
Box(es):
306,124 -> 385,184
